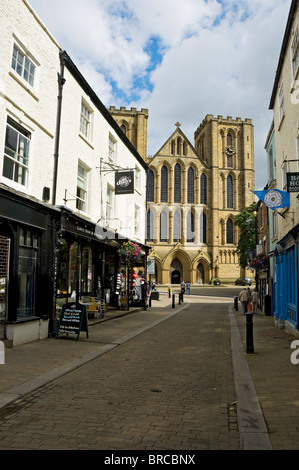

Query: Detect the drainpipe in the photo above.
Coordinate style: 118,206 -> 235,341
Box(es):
52,50 -> 66,206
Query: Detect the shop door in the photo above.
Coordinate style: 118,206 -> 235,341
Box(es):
0,235 -> 10,339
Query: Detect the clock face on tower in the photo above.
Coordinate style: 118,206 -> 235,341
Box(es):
225,146 -> 234,155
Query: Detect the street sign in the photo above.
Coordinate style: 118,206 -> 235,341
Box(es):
287,172 -> 299,192
55,302 -> 88,341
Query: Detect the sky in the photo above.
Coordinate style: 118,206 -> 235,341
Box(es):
28,0 -> 291,190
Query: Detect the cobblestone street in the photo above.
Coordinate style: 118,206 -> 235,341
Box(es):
0,299 -> 239,450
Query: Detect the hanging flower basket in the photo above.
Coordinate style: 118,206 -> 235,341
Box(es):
118,241 -> 142,264
250,254 -> 269,271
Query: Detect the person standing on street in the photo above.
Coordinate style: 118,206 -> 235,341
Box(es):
181,281 -> 186,294
239,287 -> 249,314
186,281 -> 190,295
251,288 -> 259,313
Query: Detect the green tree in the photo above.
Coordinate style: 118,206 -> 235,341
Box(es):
234,202 -> 257,269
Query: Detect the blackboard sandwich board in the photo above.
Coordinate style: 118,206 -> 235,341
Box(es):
55,302 -> 88,341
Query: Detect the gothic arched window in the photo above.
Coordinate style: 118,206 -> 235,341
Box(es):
146,209 -> 153,241
227,133 -> 232,147
187,211 -> 194,242
173,211 -> 181,242
160,210 -> 168,242
161,165 -> 168,202
200,212 -> 207,243
177,137 -> 181,155
226,218 -> 233,244
200,173 -> 207,204
227,174 -> 233,208
147,169 -> 154,202
174,163 -> 181,203
187,167 -> 194,203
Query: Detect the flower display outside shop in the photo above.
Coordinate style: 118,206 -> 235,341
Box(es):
250,254 -> 269,271
118,241 -> 142,264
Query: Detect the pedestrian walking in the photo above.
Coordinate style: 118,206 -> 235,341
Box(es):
239,287 -> 249,314
181,281 -> 186,294
251,288 -> 259,313
145,282 -> 151,309
186,281 -> 190,295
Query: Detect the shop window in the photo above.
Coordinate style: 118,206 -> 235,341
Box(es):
3,117 -> 30,186
81,246 -> 92,294
17,229 -> 38,319
69,242 -> 78,296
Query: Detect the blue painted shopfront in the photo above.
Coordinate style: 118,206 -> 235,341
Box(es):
275,240 -> 298,331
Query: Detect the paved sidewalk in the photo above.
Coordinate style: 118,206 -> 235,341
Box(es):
233,305 -> 299,450
1,292 -> 299,450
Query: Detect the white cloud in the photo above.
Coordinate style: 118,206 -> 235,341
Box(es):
29,0 -> 291,190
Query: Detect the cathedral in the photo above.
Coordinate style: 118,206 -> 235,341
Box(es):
109,107 -> 255,285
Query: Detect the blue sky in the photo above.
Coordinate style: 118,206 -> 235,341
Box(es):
29,0 -> 291,189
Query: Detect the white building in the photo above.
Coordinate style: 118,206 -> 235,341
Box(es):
0,0 -> 148,346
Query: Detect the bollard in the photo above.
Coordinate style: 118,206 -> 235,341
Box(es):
179,293 -> 181,304
181,292 -> 184,303
172,293 -> 175,308
149,295 -> 152,308
234,296 -> 238,311
246,311 -> 254,354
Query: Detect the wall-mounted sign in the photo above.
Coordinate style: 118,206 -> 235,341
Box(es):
287,172 -> 299,192
115,171 -> 134,195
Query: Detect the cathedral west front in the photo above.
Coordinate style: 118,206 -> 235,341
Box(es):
109,107 -> 255,285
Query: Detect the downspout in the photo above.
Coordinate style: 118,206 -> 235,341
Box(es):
52,50 -> 66,206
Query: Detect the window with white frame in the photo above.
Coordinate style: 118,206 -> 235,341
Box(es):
292,25 -> 299,77
80,100 -> 92,140
108,134 -> 116,162
76,164 -> 88,211
3,116 -> 30,186
11,43 -> 36,87
106,185 -> 114,220
279,84 -> 285,121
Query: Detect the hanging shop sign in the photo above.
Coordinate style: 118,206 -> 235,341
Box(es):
287,172 -> 299,192
55,302 -> 88,341
115,171 -> 134,195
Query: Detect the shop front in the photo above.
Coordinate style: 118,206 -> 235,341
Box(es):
54,208 -> 149,334
0,186 -> 57,345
